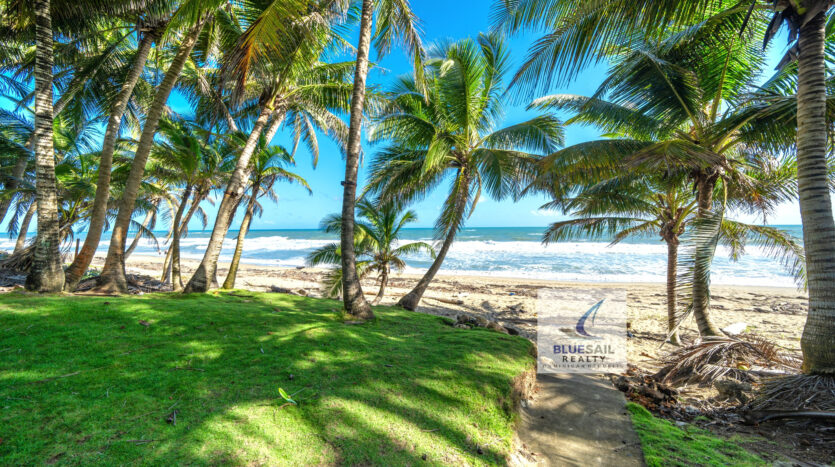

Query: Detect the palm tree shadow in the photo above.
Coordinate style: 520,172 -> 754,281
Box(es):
0,291 -> 533,465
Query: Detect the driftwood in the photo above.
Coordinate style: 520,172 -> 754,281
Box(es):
428,297 -> 465,306
269,286 -> 308,296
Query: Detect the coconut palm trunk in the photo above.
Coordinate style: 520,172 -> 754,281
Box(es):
397,223 -> 456,310
338,0 -> 375,319
162,188 -> 202,283
170,185 -> 193,291
222,182 -> 259,290
796,12 -> 835,374
64,29 -> 158,290
25,0 -> 64,292
666,237 -> 681,345
691,174 -> 722,336
371,265 -> 389,305
97,17 -> 209,293
125,210 -> 154,260
14,202 -> 36,253
183,105 -> 275,293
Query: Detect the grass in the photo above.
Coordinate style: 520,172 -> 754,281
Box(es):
0,291 -> 534,465
627,403 -> 765,467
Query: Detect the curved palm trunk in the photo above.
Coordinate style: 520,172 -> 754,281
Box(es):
371,265 -> 389,306
64,29 -> 157,290
397,225 -> 457,310
97,17 -> 209,293
170,185 -> 193,291
26,0 -> 64,293
162,189 -> 202,283
666,237 -> 681,345
797,13 -> 835,374
222,183 -> 259,290
14,202 -> 36,253
160,236 -> 174,282
339,0 -> 374,319
125,210 -> 155,260
183,106 -> 275,293
691,175 -> 721,336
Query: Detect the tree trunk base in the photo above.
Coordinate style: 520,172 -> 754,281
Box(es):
25,265 -> 65,293
92,271 -> 128,295
667,331 -> 681,346
184,264 -> 210,293
345,292 -> 374,320
397,292 -> 421,311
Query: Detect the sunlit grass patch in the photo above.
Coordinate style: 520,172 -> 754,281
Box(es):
627,403 -> 764,467
0,291 -> 533,465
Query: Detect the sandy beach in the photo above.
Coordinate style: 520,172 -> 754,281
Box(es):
101,254 -> 809,374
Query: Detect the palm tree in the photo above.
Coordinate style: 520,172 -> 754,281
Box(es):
184,1 -> 352,293
146,117 -> 222,290
307,199 -> 435,304
763,1 -> 835,376
543,174 -> 804,345
365,34 -> 564,310
96,4 -> 218,293
222,142 -> 310,289
524,12 -> 799,336
25,0 -> 64,292
491,0 -> 835,381
64,15 -> 168,290
335,0 -> 425,320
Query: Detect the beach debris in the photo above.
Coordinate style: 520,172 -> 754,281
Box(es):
269,285 -> 308,296
455,314 -> 510,334
612,369 -> 678,411
486,321 -> 509,334
654,336 -> 797,387
457,314 -> 488,327
714,379 -> 753,404
742,410 -> 835,425
429,297 -> 465,306
721,322 -> 748,336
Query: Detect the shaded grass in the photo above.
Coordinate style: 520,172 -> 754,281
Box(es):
0,291 -> 534,465
627,403 -> 765,467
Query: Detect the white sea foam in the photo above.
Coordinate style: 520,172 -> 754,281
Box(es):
3,230 -> 800,287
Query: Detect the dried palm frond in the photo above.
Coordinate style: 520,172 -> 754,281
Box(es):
752,374 -> 835,411
0,243 -> 36,272
655,335 -> 798,387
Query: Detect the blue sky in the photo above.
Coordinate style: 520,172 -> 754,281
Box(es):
4,1 -> 804,235
227,0 -> 800,231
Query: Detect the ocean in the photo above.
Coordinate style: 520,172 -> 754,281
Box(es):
1,225 -> 804,288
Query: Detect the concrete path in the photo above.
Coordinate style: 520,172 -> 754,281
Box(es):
513,373 -> 645,466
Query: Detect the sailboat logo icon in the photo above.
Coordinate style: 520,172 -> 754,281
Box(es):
559,299 -> 605,339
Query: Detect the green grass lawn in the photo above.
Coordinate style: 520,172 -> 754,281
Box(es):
0,291 -> 534,465
627,403 -> 765,467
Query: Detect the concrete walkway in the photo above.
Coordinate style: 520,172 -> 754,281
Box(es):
513,373 -> 645,466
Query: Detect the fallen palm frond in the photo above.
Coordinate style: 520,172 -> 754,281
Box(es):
655,336 -> 798,387
0,243 -> 36,272
751,374 -> 835,411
